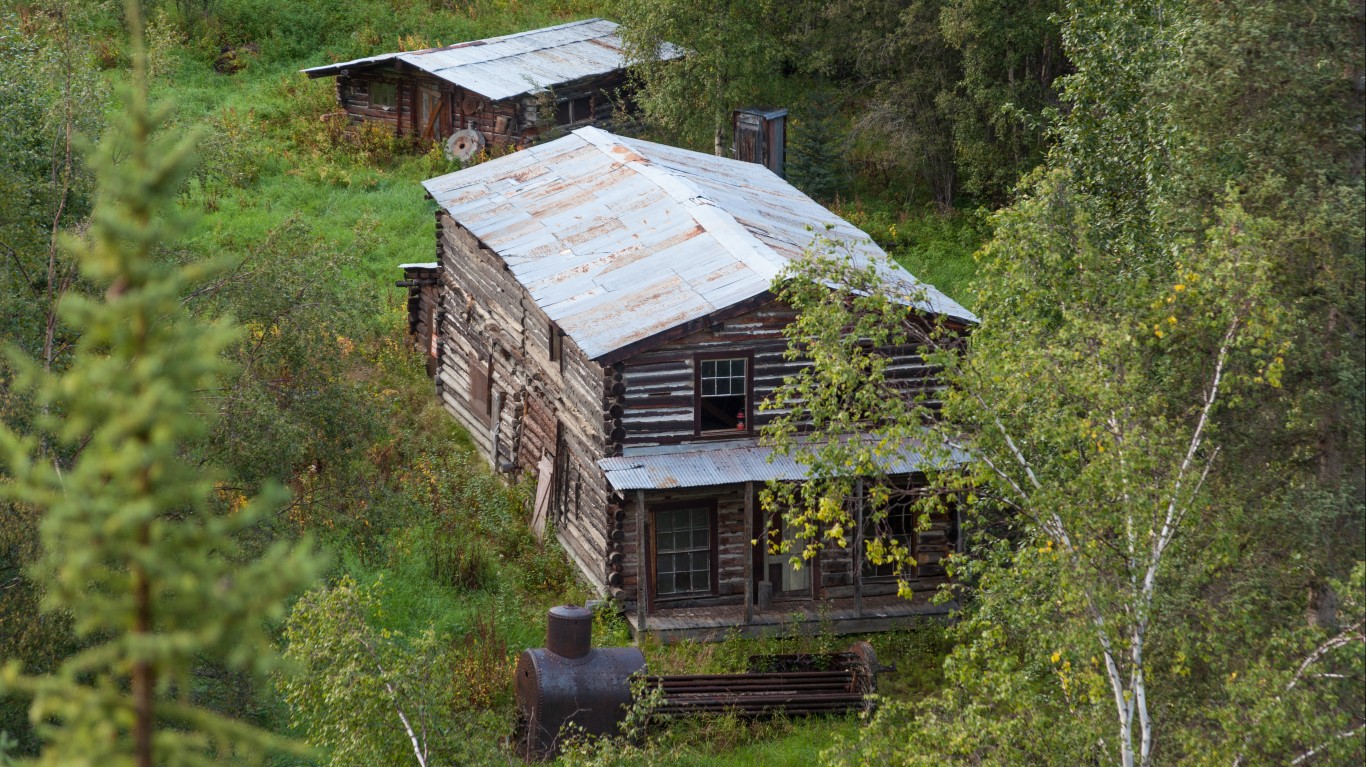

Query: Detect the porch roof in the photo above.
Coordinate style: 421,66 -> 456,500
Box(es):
597,435 -> 969,492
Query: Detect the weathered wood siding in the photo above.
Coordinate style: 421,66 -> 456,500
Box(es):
620,485 -> 752,612
617,299 -> 802,446
400,265 -> 441,374
618,298 -> 939,447
429,210 -> 615,593
333,66 -> 631,148
820,499 -> 954,600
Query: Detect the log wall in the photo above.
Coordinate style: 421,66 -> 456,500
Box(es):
617,299 -> 804,446
616,482 -> 954,613
427,210 -> 615,594
333,65 -> 632,148
618,298 -> 938,447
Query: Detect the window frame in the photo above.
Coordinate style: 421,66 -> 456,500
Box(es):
693,350 -> 754,437
861,493 -> 919,581
548,321 -> 564,372
468,351 -> 492,427
554,93 -> 595,126
647,500 -> 719,606
369,79 -> 398,111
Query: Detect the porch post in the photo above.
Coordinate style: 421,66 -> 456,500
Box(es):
743,481 -> 753,625
635,489 -> 647,646
854,478 -> 864,619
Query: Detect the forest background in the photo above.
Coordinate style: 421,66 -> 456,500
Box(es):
0,0 -> 1360,765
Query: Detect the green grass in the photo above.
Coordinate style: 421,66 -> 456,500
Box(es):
112,5 -> 974,763
834,198 -> 989,310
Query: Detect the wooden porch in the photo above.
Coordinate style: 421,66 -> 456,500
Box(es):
626,593 -> 953,644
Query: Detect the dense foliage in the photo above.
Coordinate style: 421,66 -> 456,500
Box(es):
0,0 -> 1359,765
0,5 -> 322,762
614,0 -> 1065,204
766,1 -> 1364,765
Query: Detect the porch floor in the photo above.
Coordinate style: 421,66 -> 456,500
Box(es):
626,593 -> 953,644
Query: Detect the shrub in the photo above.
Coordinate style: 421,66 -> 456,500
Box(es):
431,533 -> 496,592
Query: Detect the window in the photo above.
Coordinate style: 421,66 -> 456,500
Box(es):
548,321 -> 563,370
696,356 -> 749,433
653,506 -> 714,597
469,352 -> 492,426
555,95 -> 593,126
370,80 -> 397,110
862,495 -> 916,579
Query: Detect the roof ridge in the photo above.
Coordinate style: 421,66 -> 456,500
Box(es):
303,19 -> 614,78
410,17 -> 609,57
572,127 -> 786,286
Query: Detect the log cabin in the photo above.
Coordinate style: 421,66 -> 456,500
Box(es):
301,19 -> 679,158
400,127 -> 979,642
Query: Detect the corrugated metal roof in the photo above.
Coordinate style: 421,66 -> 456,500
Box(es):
301,19 -> 679,102
598,436 -> 970,491
421,126 -> 977,361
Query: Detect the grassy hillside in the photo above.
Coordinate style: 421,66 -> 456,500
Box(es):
1,1 -> 978,763
157,4 -> 977,762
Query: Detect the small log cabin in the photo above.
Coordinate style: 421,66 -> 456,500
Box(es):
401,127 -> 978,642
301,19 -> 678,156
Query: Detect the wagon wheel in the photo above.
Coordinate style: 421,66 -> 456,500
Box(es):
445,128 -> 486,162
846,641 -> 881,703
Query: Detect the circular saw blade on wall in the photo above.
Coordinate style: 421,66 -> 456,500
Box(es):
445,129 -> 486,162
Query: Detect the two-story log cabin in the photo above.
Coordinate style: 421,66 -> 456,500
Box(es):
302,19 -> 679,158
400,127 -> 978,642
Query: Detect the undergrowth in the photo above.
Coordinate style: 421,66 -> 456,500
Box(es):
39,4 -> 973,763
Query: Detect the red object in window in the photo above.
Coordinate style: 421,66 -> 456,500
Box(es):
736,409 -> 746,430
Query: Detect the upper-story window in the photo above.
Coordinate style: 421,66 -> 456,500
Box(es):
695,355 -> 750,434
370,80 -> 397,111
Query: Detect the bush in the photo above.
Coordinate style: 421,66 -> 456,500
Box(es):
431,532 -> 497,592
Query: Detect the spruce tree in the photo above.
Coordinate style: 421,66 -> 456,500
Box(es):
785,101 -> 846,203
0,3 -> 322,764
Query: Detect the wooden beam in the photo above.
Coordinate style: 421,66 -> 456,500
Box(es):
635,489 -> 647,646
743,481 -> 753,626
854,478 -> 864,619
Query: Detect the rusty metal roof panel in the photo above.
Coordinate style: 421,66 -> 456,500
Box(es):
422,126 -> 977,361
302,19 -> 680,101
598,437 -> 970,491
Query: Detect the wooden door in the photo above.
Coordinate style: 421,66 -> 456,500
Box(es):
552,421 -> 571,522
735,113 -> 761,163
418,86 -> 445,141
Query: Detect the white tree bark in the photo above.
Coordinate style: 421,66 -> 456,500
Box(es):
973,317 -> 1240,767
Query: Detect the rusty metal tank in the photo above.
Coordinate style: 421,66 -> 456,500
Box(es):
513,605 -> 646,760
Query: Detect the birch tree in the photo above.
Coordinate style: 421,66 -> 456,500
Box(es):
772,1 -> 1362,764
612,0 -> 796,154
278,576 -> 501,767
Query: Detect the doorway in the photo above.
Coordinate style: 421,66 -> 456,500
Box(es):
765,510 -> 818,600
417,87 -> 446,141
